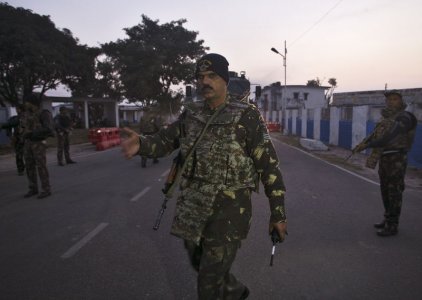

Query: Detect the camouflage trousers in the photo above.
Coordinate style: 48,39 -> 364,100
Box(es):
378,152 -> 407,226
14,140 -> 25,173
24,140 -> 50,193
185,239 -> 246,300
57,132 -> 71,163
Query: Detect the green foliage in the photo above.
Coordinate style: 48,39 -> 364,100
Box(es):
328,78 -> 337,88
101,15 -> 208,106
306,78 -> 322,87
0,3 -> 98,106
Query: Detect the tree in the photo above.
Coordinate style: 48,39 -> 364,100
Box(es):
101,15 -> 208,106
306,78 -> 322,87
0,3 -> 97,106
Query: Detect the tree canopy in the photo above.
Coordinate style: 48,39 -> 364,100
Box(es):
0,2 -> 98,106
101,15 -> 208,106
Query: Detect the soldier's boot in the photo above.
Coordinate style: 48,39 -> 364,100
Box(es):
153,158 -> 159,164
37,191 -> 52,199
376,223 -> 398,237
141,157 -> 147,168
24,190 -> 38,198
239,287 -> 250,299
66,159 -> 76,164
373,220 -> 386,229
58,160 -> 65,166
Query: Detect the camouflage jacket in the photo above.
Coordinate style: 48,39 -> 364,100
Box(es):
367,107 -> 417,151
139,112 -> 162,135
139,96 -> 286,243
20,103 -> 54,142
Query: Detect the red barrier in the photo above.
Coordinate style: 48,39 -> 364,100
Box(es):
266,122 -> 281,132
92,127 -> 121,151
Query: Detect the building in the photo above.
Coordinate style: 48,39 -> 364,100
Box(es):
257,82 -> 330,133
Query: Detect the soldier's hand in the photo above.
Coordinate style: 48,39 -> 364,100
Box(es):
121,127 -> 141,159
269,221 -> 287,242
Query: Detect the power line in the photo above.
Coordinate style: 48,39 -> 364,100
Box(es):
288,0 -> 344,48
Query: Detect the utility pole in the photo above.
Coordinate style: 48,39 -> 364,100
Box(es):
271,40 -> 287,134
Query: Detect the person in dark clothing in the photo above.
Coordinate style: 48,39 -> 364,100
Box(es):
139,108 -> 162,167
54,106 -> 76,166
121,53 -> 287,299
353,90 -> 417,236
20,95 -> 55,199
1,104 -> 25,175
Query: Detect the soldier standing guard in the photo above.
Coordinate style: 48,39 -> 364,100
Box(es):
1,104 -> 25,175
121,53 -> 287,299
139,107 -> 161,167
353,90 -> 417,236
20,95 -> 54,199
54,106 -> 76,166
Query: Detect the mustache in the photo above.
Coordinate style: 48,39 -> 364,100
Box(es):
201,85 -> 213,92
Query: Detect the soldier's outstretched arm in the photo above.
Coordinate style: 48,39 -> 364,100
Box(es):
121,127 -> 141,159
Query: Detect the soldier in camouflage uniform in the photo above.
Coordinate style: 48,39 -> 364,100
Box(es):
139,107 -> 162,167
1,104 -> 25,175
122,53 -> 287,299
54,106 -> 76,166
353,90 -> 417,236
20,95 -> 54,199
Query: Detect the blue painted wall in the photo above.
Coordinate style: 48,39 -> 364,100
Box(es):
339,120 -> 352,149
408,124 -> 422,168
288,118 -> 292,135
296,118 -> 302,136
320,120 -> 330,143
306,120 -> 314,139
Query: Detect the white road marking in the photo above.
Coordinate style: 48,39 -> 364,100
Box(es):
61,222 -> 109,259
273,139 -> 379,186
130,186 -> 151,202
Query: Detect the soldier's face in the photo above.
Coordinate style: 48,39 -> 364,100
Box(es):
386,94 -> 403,110
197,71 -> 227,108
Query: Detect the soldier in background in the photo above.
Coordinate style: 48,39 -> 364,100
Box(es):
139,107 -> 161,168
122,53 -> 287,299
20,95 -> 55,199
54,106 -> 76,166
353,90 -> 417,236
1,104 -> 25,175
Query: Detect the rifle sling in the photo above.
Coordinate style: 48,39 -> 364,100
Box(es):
165,103 -> 226,198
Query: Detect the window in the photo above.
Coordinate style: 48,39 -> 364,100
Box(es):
293,92 -> 299,99
304,93 -> 309,100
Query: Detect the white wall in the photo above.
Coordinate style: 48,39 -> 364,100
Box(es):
329,107 -> 340,145
351,106 -> 369,148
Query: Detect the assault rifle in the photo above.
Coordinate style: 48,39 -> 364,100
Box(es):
153,152 -> 181,230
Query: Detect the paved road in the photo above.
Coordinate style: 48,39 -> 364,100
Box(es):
0,138 -> 421,299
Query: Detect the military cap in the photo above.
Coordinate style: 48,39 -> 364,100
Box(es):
384,90 -> 402,99
195,53 -> 230,84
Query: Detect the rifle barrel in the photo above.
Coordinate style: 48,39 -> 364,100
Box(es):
153,197 -> 169,230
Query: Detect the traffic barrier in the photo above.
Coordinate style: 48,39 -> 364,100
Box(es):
92,127 -> 121,151
266,122 -> 281,132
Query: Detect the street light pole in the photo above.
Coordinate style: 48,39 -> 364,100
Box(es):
271,40 -> 287,134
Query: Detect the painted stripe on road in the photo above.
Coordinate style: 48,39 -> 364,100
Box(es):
273,139 -> 379,186
61,222 -> 109,259
130,186 -> 151,202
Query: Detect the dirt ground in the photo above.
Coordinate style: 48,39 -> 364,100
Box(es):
272,133 -> 422,191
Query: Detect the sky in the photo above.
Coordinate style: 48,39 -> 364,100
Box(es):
7,0 -> 422,94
